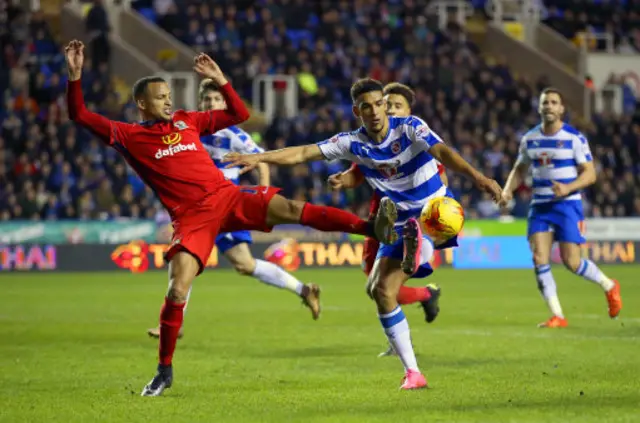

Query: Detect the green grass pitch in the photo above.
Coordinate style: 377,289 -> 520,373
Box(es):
2,266 -> 639,423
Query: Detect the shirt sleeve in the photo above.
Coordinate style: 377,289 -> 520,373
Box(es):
405,116 -> 444,151
187,83 -> 250,134
515,136 -> 530,166
574,133 -> 593,165
317,133 -> 352,161
67,80 -> 131,146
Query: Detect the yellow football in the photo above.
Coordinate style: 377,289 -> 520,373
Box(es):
419,197 -> 465,241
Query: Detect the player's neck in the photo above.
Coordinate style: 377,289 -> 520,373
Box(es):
541,121 -> 563,136
139,113 -> 166,123
367,119 -> 390,143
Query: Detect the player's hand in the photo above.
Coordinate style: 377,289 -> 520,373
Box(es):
64,40 -> 84,81
193,53 -> 227,86
222,152 -> 261,175
551,181 -> 571,198
498,190 -> 513,207
328,173 -> 345,190
475,176 -> 503,203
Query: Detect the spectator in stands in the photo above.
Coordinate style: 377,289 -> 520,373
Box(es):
3,1 -> 640,222
85,0 -> 111,67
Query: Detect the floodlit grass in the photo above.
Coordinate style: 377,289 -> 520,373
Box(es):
2,266 -> 639,422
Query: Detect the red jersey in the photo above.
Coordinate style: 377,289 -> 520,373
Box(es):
67,80 -> 249,217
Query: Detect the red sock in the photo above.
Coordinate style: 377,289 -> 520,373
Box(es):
300,203 -> 370,235
158,297 -> 186,366
397,286 -> 432,305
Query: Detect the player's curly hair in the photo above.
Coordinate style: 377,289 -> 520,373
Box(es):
350,78 -> 384,103
383,82 -> 415,107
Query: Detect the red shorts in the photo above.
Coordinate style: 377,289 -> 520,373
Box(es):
165,185 -> 281,274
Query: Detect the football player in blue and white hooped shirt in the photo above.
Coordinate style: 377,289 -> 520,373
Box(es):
502,88 -> 622,329
223,78 -> 502,390
146,79 -> 322,340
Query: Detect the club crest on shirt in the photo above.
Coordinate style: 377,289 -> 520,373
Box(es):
329,135 -> 340,143
174,120 -> 189,130
391,141 -> 401,154
415,125 -> 430,139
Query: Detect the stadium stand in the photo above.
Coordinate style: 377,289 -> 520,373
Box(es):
2,0 -> 640,223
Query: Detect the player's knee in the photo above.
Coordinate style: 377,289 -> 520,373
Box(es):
281,199 -> 304,222
167,278 -> 191,302
233,260 -> 255,276
561,254 -> 581,273
532,251 -> 548,267
371,282 -> 394,304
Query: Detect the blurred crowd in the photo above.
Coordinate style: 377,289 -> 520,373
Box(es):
2,0 -> 640,223
542,0 -> 640,52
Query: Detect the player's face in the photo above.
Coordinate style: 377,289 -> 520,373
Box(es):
538,92 -> 564,124
139,82 -> 173,121
353,91 -> 387,134
200,90 -> 227,111
385,93 -> 411,117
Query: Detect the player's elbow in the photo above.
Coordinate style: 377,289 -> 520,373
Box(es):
587,169 -> 597,185
581,166 -> 597,186
236,105 -> 250,123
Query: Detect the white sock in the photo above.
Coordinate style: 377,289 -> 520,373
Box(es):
575,259 -> 615,291
252,259 -> 304,295
419,237 -> 435,265
378,306 -> 419,372
535,264 -> 564,318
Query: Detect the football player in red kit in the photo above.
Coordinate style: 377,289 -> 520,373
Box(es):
64,40 -> 399,396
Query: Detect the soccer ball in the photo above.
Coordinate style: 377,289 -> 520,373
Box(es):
419,197 -> 465,241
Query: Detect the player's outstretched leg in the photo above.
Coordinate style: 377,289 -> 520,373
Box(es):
226,243 -> 321,319
559,243 -> 622,318
141,252 -> 199,397
369,257 -> 427,390
530,233 -> 567,328
265,195 -> 398,245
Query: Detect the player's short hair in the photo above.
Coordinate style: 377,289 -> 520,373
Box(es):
350,78 -> 384,103
540,87 -> 564,104
198,78 -> 221,100
383,82 -> 415,107
132,76 -> 167,101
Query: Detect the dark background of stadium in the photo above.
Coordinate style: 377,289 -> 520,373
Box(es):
2,0 -> 640,226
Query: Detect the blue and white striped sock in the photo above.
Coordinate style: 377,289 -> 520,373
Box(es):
535,264 -> 563,318
574,259 -> 614,291
379,306 -> 419,372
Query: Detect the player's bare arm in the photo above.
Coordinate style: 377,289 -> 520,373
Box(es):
193,53 -> 227,86
222,144 -> 324,174
192,56 -> 250,132
429,143 -> 502,202
552,161 -> 596,198
328,164 -> 364,191
257,162 -> 270,186
501,162 -> 529,206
